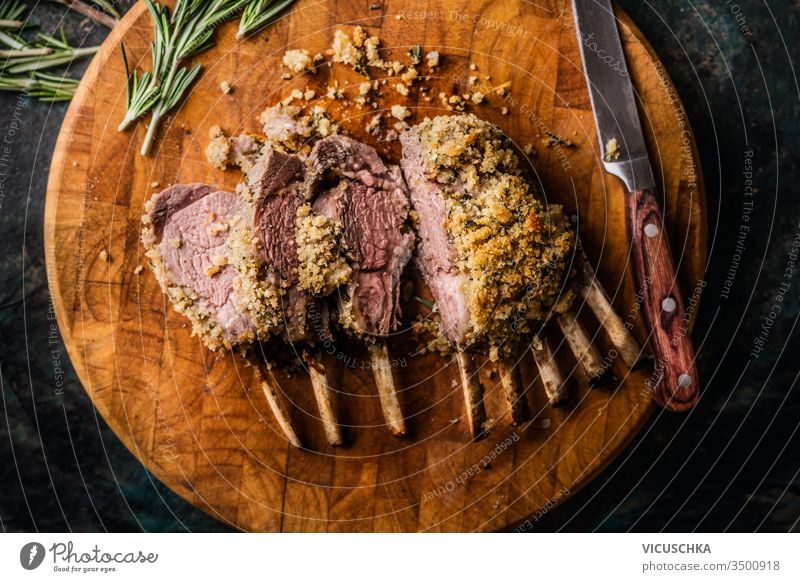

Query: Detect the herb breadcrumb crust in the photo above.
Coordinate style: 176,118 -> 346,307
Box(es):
411,114 -> 574,353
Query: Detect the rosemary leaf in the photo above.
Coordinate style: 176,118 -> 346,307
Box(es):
414,296 -> 436,311
237,0 -> 296,38
0,1 -> 26,24
0,71 -> 79,101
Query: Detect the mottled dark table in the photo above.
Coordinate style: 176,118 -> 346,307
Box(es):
1,0 -> 798,532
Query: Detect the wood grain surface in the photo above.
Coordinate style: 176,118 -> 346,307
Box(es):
44,0 -> 707,532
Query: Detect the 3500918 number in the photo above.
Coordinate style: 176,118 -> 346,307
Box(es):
730,560 -> 780,571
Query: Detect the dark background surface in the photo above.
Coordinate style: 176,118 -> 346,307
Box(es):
1,0 -> 798,532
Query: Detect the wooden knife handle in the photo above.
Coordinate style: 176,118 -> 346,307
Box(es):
626,187 -> 700,411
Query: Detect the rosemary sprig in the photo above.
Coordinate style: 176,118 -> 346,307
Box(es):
2,29 -> 99,73
119,0 -> 251,155
0,2 -> 99,102
237,0 -> 295,38
0,71 -> 79,101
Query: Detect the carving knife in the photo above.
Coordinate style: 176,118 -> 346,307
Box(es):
571,0 -> 700,411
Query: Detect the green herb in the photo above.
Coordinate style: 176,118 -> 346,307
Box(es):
408,45 -> 421,66
237,0 -> 296,39
414,296 -> 436,311
2,29 -> 99,73
0,71 -> 79,101
119,0 -> 250,155
0,2 -> 99,101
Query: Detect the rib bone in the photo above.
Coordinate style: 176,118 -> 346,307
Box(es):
455,350 -> 487,438
556,306 -> 610,386
253,365 -> 302,448
496,360 -> 530,424
580,259 -> 642,369
303,351 -> 343,446
368,342 -> 407,436
531,337 -> 568,405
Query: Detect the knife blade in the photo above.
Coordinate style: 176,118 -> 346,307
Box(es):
571,0 -> 700,411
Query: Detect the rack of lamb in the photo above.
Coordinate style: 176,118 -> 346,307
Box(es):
401,114 -> 638,435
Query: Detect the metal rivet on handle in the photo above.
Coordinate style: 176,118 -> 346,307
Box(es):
644,223 -> 659,238
678,374 -> 693,388
661,297 -> 677,312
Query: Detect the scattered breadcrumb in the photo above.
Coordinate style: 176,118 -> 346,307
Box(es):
326,82 -> 344,99
605,137 -> 620,161
329,26 -> 404,76
220,80 -> 231,94
205,125 -> 231,170
401,66 -> 418,84
391,104 -> 411,120
99,249 -> 109,261
150,181 -> 160,188
168,237 -> 182,249
365,112 -> 383,135
259,102 -> 339,152
282,49 -> 315,73
133,265 -> 143,275
426,51 -> 440,68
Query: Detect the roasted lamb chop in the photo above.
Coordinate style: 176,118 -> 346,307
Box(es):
141,183 -> 301,447
400,114 -> 576,435
231,147 -> 349,446
401,114 -> 645,427
304,136 -> 415,436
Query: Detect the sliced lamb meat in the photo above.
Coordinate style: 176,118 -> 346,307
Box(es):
141,183 -> 256,350
399,139 -> 472,345
232,147 -> 332,344
400,114 -> 574,356
305,135 -> 415,338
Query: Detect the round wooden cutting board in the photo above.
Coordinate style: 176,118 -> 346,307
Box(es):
45,0 -> 706,531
